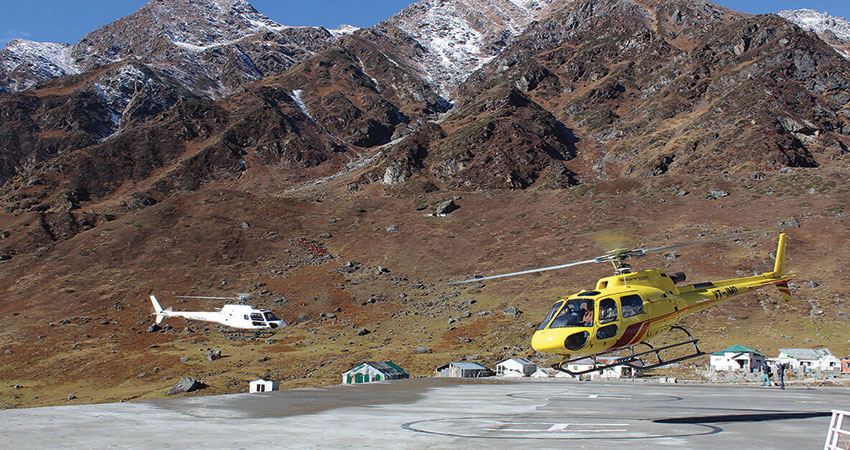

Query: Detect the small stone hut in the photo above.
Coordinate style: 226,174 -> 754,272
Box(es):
249,379 -> 279,393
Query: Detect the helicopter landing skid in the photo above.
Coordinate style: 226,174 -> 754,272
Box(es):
553,326 -> 705,376
221,329 -> 276,340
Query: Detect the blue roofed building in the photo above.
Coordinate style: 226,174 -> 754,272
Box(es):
435,362 -> 493,378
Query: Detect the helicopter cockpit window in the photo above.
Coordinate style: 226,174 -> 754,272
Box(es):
621,294 -> 644,318
537,301 -> 564,330
550,299 -> 594,329
263,312 -> 280,321
598,298 -> 618,324
250,313 -> 263,321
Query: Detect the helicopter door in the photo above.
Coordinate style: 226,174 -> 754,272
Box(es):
596,298 -> 619,339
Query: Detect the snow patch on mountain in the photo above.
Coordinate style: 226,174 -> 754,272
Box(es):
291,89 -> 315,123
355,57 -> 380,91
1,39 -> 79,75
391,0 -> 554,98
0,39 -> 82,92
329,25 -> 360,37
779,9 -> 850,58
779,9 -> 850,41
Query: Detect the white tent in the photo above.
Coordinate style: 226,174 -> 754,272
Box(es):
530,369 -> 551,378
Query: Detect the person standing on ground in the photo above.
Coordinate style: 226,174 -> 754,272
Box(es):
776,362 -> 786,389
761,362 -> 772,386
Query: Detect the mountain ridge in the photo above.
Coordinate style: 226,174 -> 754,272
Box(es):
0,0 -> 849,409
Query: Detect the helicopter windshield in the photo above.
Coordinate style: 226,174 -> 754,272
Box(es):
537,301 -> 564,330
549,299 -> 594,329
263,312 -> 280,321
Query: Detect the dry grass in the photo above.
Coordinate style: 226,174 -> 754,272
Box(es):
1,170 -> 849,409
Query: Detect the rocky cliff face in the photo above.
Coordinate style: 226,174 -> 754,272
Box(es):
1,0 -> 850,250
345,0 -> 849,191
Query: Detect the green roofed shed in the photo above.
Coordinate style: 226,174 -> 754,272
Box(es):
341,361 -> 410,384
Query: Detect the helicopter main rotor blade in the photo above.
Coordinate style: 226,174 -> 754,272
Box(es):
451,227 -> 782,285
177,295 -> 242,300
451,258 -> 602,284
636,227 -> 780,257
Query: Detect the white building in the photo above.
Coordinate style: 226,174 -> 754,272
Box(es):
565,357 -> 643,380
249,379 -> 279,393
709,345 -> 765,372
496,358 -> 537,377
777,348 -> 840,372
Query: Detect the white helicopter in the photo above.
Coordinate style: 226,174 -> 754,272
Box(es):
150,294 -> 286,337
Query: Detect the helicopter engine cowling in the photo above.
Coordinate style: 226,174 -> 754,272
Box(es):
669,272 -> 687,284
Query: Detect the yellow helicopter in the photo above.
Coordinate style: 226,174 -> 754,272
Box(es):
455,230 -> 793,375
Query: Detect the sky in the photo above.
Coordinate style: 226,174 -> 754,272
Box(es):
1,0 -> 849,48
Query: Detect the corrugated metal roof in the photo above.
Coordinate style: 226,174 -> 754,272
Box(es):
450,362 -> 490,370
343,361 -> 409,376
365,361 -> 409,376
779,348 -> 832,360
499,357 -> 534,366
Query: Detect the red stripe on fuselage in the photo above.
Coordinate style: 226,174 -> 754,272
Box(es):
612,323 -> 642,348
604,282 -> 777,352
627,322 -> 650,346
611,322 -> 648,349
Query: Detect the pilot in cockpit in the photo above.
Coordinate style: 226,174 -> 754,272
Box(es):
581,302 -> 594,326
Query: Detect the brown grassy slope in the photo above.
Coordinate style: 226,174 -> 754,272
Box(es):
0,168 -> 848,408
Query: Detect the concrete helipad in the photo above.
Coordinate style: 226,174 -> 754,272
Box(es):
0,378 -> 845,449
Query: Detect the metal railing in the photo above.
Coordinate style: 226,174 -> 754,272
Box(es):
825,410 -> 850,450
